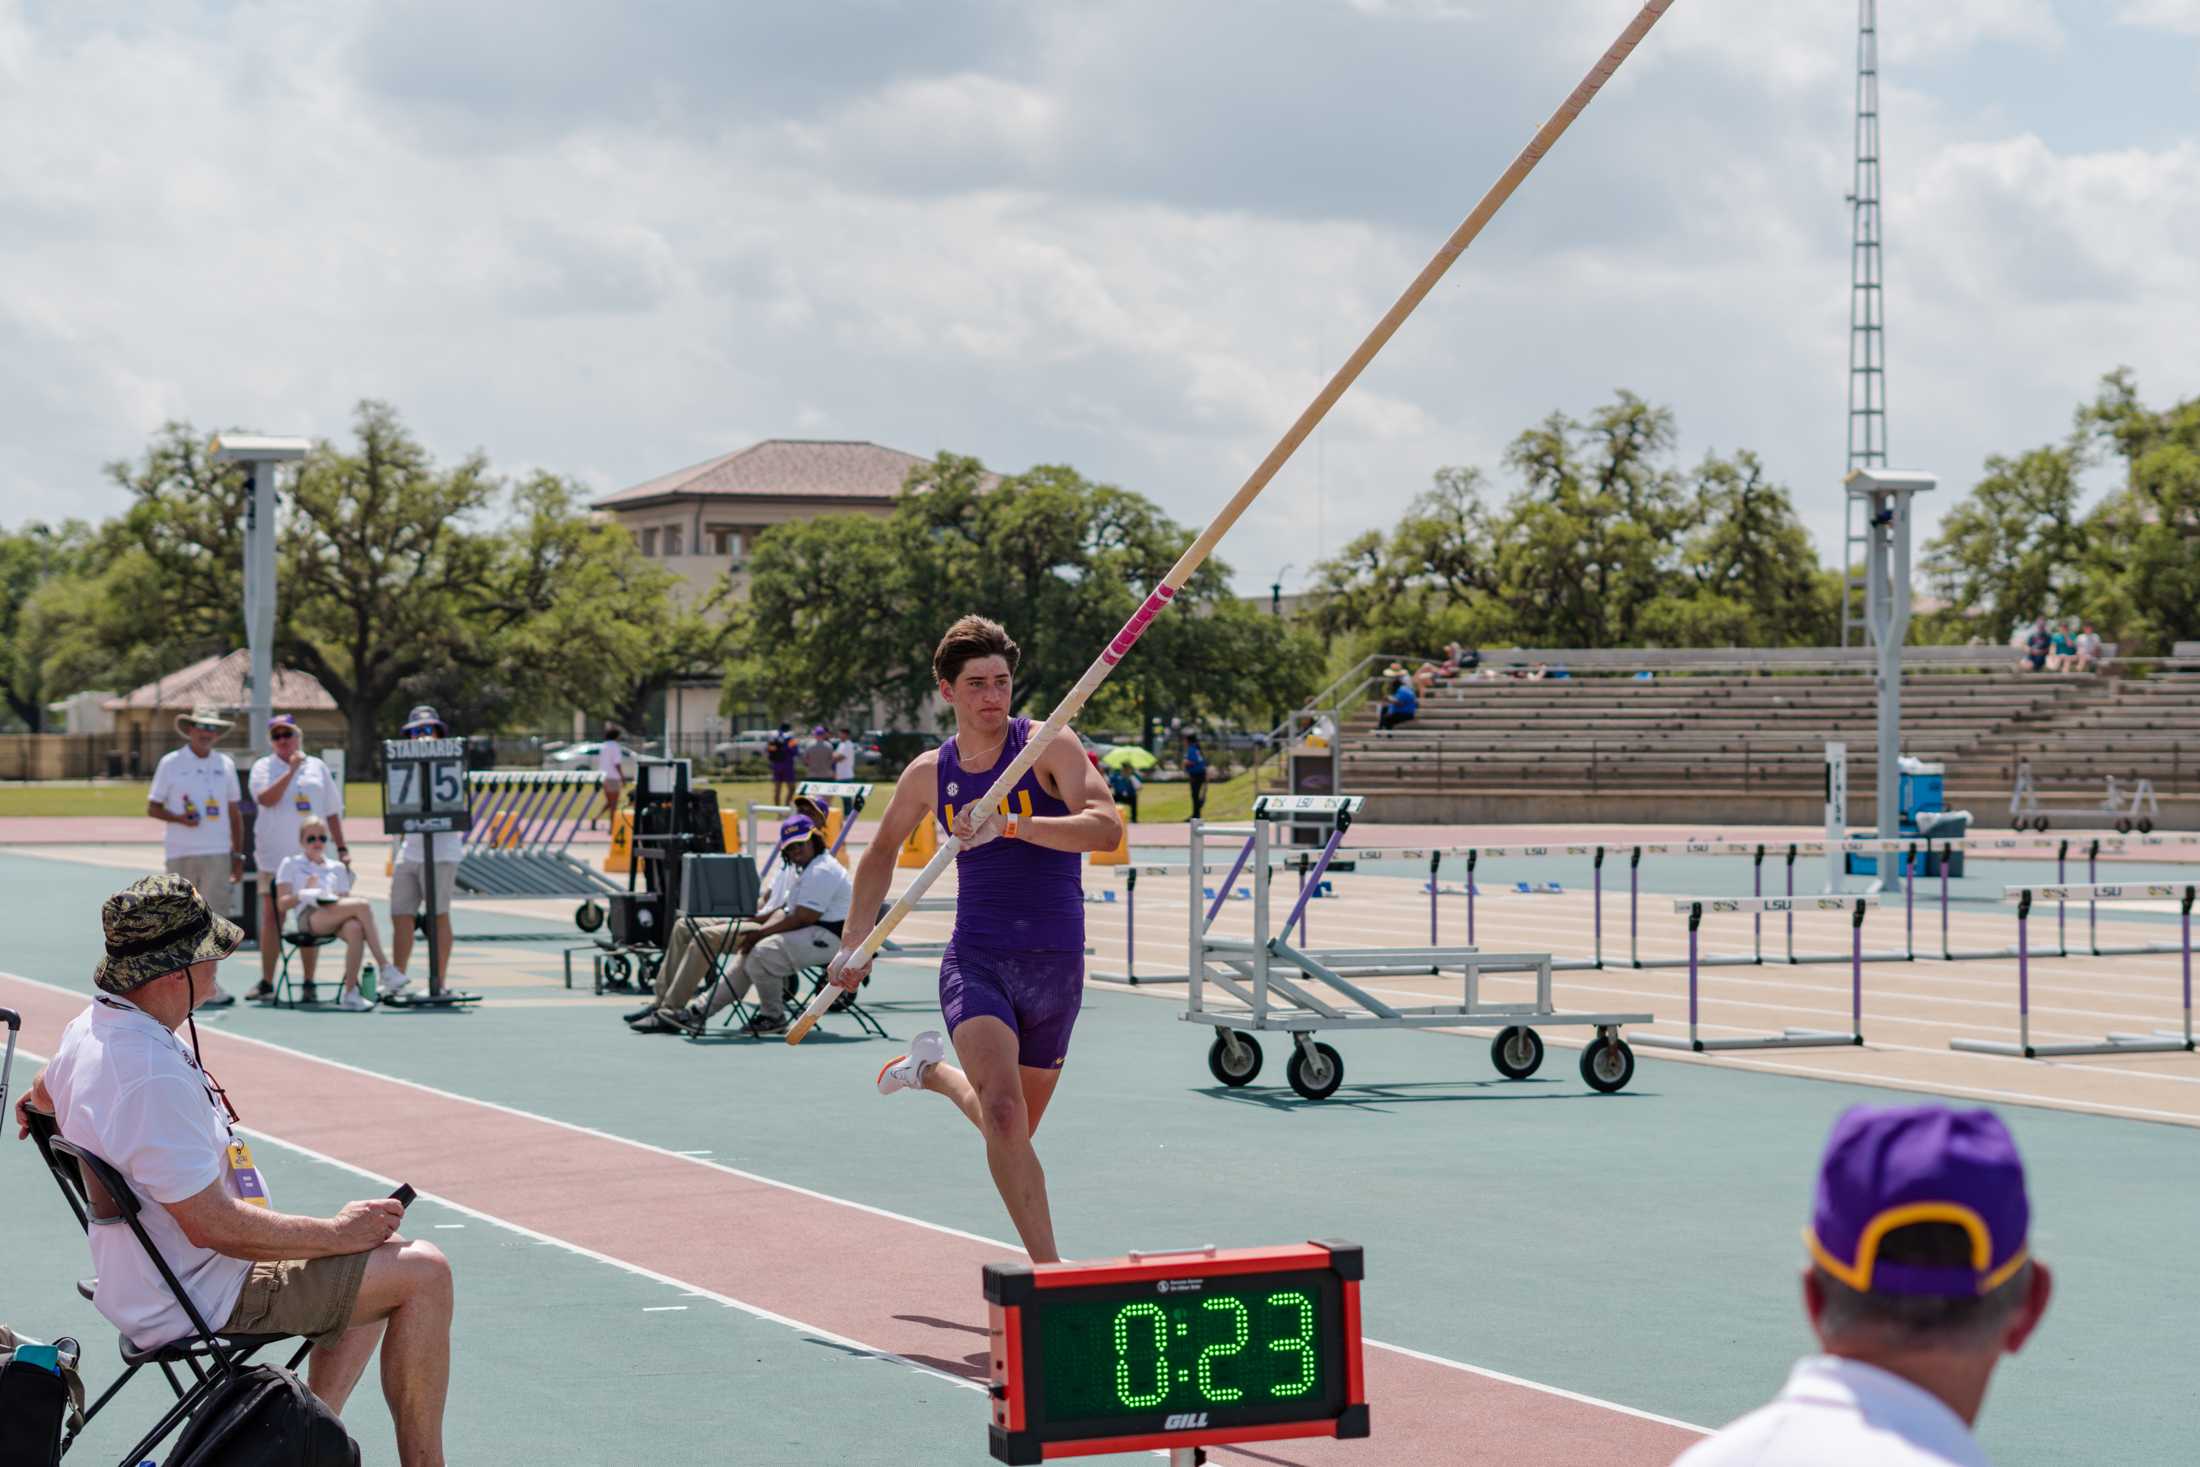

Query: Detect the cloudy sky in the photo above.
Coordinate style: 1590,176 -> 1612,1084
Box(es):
3,0 -> 2196,593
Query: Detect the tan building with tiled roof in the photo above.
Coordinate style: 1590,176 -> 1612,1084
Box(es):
592,439 -> 970,603
592,438 -> 997,740
102,650 -> 344,773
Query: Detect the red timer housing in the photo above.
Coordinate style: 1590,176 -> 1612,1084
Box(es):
983,1239 -> 1367,1463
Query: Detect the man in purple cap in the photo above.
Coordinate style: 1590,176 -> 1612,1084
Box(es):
1675,1103 -> 2053,1467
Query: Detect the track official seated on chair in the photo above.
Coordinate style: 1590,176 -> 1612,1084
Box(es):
633,813 -> 852,1037
11,874 -> 455,1467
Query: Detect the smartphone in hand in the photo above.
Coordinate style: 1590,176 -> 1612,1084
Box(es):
389,1184 -> 416,1210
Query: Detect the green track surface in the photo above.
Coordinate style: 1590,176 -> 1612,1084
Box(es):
5,851 -> 2193,1465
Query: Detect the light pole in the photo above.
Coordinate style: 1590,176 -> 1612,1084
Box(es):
1843,466 -> 1934,894
211,434 -> 311,757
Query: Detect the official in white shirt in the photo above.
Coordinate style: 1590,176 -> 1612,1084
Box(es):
384,707 -> 461,1002
146,703 -> 245,1007
1673,1105 -> 2053,1467
12,874 -> 454,1465
832,728 -> 857,781
246,714 -> 348,1000
664,813 -> 852,1037
274,817 -> 393,1011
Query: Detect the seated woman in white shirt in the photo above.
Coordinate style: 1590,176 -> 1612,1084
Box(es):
273,818 -> 392,1011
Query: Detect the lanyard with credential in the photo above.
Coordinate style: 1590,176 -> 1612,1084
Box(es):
95,994 -> 270,1206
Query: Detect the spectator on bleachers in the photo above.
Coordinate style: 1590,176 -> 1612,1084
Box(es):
2074,624 -> 2105,673
1547,662 -> 1571,680
2047,621 -> 2076,672
2021,619 -> 2051,672
1529,662 -> 1550,681
16,875 -> 453,1464
1413,661 -> 1440,694
274,817 -> 392,1011
1379,677 -> 1419,730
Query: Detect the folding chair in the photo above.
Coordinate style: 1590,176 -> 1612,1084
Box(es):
271,920 -> 341,1008
42,1136 -> 310,1467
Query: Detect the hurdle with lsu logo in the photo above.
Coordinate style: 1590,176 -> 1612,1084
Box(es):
1637,895 -> 1879,1054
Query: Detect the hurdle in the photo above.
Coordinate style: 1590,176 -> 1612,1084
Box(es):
1456,843 -> 1607,970
1950,884 -> 2196,1058
455,770 -> 622,900
1637,896 -> 1876,1053
2071,839 -> 2195,958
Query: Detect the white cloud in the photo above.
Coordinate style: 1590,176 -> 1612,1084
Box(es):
2118,1 -> 2200,37
0,0 -> 2194,600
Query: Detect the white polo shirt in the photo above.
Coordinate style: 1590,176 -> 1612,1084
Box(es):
832,739 -> 856,780
42,998 -> 261,1350
1673,1356 -> 1991,1467
275,852 -> 354,909
783,852 -> 854,926
598,740 -> 626,784
248,754 -> 343,870
148,748 -> 239,861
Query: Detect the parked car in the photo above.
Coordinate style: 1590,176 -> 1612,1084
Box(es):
712,732 -> 777,760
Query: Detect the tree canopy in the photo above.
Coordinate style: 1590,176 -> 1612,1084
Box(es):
1923,370 -> 2200,652
1308,392 -> 1839,656
725,454 -> 1320,738
27,402 -> 716,763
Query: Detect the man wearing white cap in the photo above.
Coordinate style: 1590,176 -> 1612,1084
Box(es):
146,704 -> 246,1007
383,706 -> 458,1002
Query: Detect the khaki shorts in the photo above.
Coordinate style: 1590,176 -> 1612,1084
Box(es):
390,860 -> 458,916
220,1250 -> 371,1349
167,854 -> 237,921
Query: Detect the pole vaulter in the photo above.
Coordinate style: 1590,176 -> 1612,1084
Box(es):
790,0 -> 1679,1045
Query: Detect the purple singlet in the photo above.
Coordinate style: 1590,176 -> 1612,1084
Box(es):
935,717 -> 1083,951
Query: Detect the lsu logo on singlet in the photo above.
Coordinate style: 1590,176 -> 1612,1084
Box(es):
941,789 -> 1035,829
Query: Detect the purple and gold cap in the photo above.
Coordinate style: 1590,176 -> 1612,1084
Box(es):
1805,1105 -> 2030,1298
778,814 -> 821,846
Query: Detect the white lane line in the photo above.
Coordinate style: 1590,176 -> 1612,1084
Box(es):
642,1306 -> 689,1313
0,971 -> 1707,1435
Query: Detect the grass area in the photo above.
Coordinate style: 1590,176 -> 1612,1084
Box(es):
0,767 -> 1275,826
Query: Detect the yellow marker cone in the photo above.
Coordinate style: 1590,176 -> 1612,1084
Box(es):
718,811 -> 743,853
604,810 -> 633,873
898,813 -> 939,869
823,806 -> 851,867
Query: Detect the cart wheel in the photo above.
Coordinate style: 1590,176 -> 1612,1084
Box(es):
2138,818 -> 2154,834
638,956 -> 661,987
2010,818 -> 2026,832
1490,1025 -> 1544,1080
2115,817 -> 2132,834
1579,1037 -> 1635,1094
575,901 -> 606,933
602,954 -> 631,984
1285,1041 -> 1344,1101
2032,816 -> 2052,832
1207,1031 -> 1264,1088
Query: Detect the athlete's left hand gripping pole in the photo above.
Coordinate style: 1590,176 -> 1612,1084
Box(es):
787,0 -> 1678,1045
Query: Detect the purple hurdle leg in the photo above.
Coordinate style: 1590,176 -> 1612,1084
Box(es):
1429,851 -> 1440,946
2017,893 -> 2033,1056
1851,898 -> 1865,1039
1466,850 -> 1478,947
1940,845 -> 1951,960
1593,847 -> 1605,967
2057,840 -> 2068,956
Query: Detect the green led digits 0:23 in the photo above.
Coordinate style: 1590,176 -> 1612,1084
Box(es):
1108,1290 -> 1317,1409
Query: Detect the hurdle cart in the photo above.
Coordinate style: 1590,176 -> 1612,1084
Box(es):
456,769 -> 623,927
1182,796 -> 1651,1099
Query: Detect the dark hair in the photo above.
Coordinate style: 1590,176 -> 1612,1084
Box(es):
1814,1222 -> 2031,1348
934,615 -> 1019,687
604,724 -> 623,740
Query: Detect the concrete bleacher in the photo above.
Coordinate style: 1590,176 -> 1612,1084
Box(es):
1339,653 -> 2198,826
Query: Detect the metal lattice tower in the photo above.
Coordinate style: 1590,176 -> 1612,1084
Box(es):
1841,0 -> 1886,647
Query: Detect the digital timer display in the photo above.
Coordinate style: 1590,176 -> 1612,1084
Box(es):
1034,1272 -> 1340,1428
984,1240 -> 1365,1463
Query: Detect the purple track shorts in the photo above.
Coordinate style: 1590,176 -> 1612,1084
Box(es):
938,939 -> 1085,1070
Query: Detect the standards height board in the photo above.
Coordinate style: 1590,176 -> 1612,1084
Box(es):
984,1241 -> 1366,1462
382,737 -> 472,837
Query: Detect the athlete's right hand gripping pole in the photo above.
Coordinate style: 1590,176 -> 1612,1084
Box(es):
786,0 -> 1677,1046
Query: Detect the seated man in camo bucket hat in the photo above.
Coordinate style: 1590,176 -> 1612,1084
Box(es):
11,875 -> 457,1465
1673,1104 -> 2054,1467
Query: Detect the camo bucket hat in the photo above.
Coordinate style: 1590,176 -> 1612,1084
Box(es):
95,874 -> 244,995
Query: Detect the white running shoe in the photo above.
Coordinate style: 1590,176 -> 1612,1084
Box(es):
877,1029 -> 946,1095
339,989 -> 373,1012
381,972 -> 413,1001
